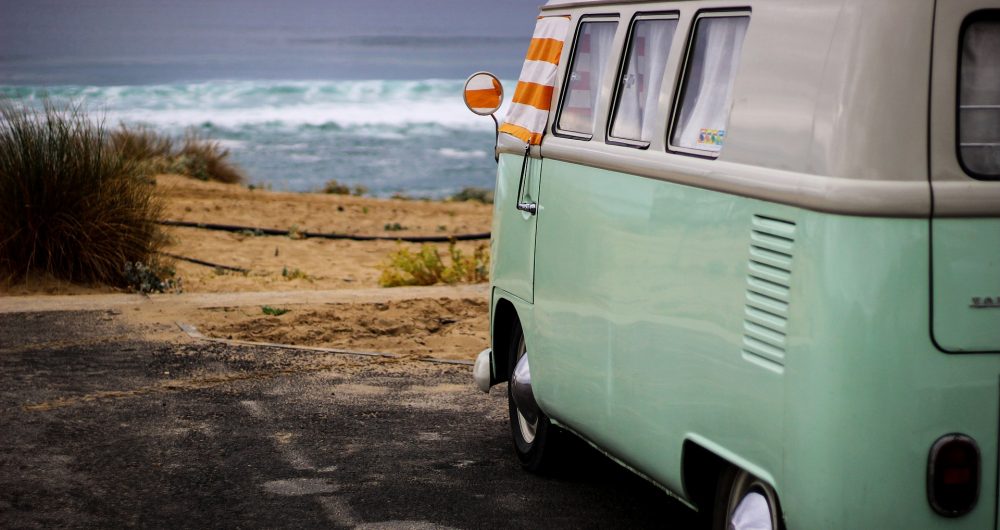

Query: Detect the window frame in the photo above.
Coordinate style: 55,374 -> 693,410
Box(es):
666,9 -> 751,159
605,12 -> 680,150
552,14 -> 621,142
955,9 -> 1000,181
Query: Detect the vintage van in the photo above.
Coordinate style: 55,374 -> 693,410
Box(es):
463,0 -> 1000,528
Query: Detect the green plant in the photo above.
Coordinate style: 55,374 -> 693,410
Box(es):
0,99 -> 167,286
384,222 -> 405,231
261,305 -> 290,316
281,266 -> 309,280
450,187 -> 494,204
443,242 -> 490,284
124,260 -> 180,293
378,242 -> 490,287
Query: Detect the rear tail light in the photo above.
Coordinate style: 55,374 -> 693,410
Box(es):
927,434 -> 980,517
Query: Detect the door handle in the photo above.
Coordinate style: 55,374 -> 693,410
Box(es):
515,144 -> 537,216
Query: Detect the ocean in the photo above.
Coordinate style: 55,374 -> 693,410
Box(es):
0,0 -> 539,197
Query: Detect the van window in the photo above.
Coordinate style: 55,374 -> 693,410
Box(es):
557,20 -> 619,137
669,14 -> 749,156
958,13 -> 1000,179
608,17 -> 679,146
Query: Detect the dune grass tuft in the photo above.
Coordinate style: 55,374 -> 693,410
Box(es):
0,100 -> 168,286
450,187 -> 494,204
174,131 -> 245,184
112,124 -> 174,162
110,125 -> 245,184
321,179 -> 367,196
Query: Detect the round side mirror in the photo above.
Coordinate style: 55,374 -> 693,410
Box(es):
463,72 -> 504,116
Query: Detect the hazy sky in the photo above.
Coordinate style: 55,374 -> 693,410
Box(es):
0,0 -> 543,84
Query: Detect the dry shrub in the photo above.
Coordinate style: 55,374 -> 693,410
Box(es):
111,124 -> 176,179
175,131 -> 245,184
0,100 -> 167,286
321,179 -> 367,196
379,242 -> 489,287
110,126 -> 245,184
450,187 -> 494,204
112,124 -> 174,161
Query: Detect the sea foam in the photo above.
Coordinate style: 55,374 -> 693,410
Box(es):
4,79 -> 513,132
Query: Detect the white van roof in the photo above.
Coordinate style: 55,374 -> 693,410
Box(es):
544,0 -> 682,8
542,0 -> 632,8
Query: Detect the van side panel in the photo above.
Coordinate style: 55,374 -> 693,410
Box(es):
531,159 -> 786,494
529,161 -> 1000,528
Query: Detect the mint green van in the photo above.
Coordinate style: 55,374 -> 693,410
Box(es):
465,0 -> 1000,527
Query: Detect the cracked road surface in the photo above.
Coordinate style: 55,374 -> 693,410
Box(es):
0,310 -> 697,529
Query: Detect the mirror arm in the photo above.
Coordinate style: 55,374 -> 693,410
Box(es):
492,114 -> 500,163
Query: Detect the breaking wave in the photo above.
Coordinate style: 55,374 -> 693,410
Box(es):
2,79 -> 512,132
1,80 -> 510,196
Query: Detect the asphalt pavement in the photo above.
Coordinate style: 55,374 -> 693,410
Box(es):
0,310 -> 698,529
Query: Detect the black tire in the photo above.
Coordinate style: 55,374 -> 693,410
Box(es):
711,466 -> 783,530
507,318 -> 559,472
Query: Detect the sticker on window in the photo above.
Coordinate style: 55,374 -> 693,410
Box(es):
670,15 -> 749,155
697,128 -> 726,147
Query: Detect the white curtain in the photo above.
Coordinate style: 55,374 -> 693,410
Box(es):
611,19 -> 677,142
586,22 -> 617,134
559,21 -> 617,134
672,16 -> 749,152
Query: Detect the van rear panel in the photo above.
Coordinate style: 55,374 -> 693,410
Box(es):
932,219 -> 1000,352
929,2 -> 1000,352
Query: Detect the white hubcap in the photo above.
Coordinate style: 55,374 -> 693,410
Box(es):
729,492 -> 773,530
514,338 -> 537,444
517,410 -> 537,443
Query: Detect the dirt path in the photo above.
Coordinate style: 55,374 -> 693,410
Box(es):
0,284 -> 488,314
1,285 -> 491,364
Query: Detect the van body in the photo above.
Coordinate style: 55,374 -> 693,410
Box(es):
472,0 -> 1000,527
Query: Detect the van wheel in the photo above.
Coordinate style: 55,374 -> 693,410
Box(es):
712,467 -> 782,530
507,319 -> 557,472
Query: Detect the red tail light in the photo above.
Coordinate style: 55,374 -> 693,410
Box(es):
927,434 -> 980,517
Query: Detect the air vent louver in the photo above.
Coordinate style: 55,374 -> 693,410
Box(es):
742,215 -> 796,371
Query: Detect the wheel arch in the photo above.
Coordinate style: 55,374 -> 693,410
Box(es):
491,296 -> 518,384
681,437 -> 781,513
682,439 -> 731,511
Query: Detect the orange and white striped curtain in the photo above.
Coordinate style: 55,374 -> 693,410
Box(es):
499,15 -> 572,145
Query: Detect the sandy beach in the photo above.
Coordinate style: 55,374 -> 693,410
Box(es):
157,174 -> 492,293
2,175 -> 494,361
